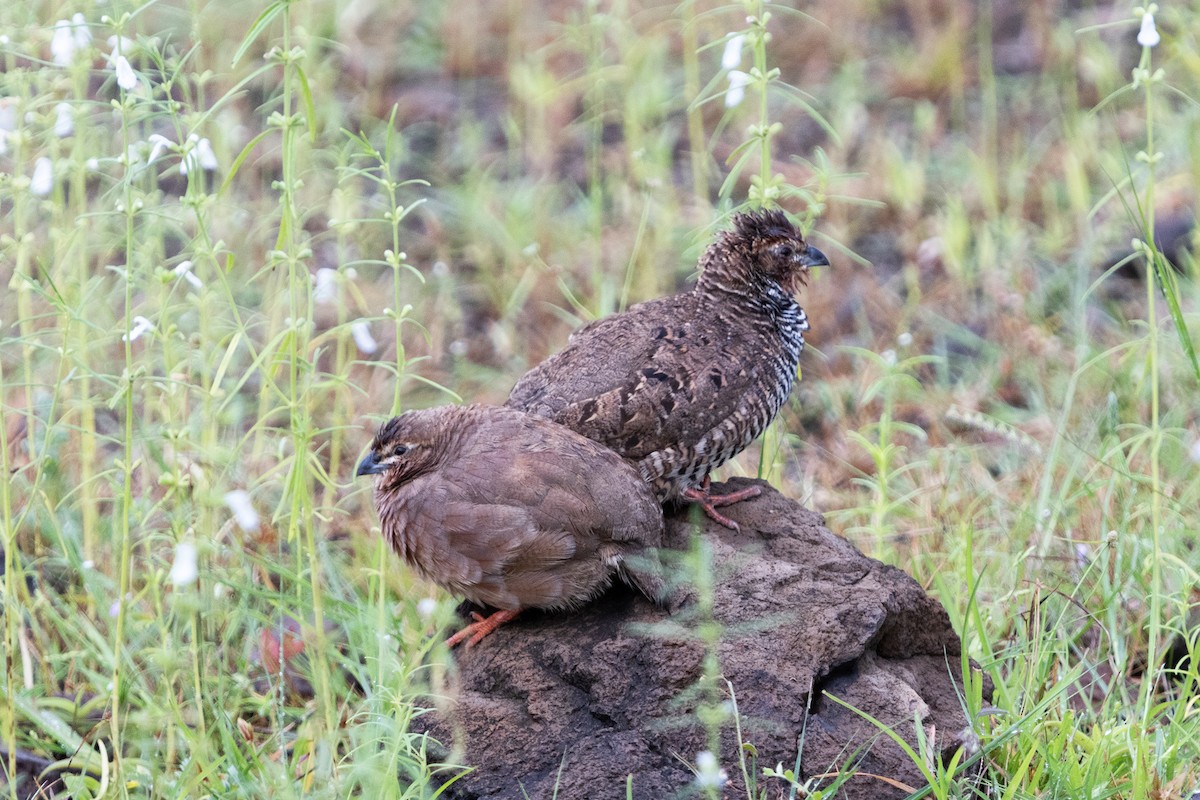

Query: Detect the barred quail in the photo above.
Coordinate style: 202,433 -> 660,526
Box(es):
356,404 -> 666,648
507,210 -> 828,530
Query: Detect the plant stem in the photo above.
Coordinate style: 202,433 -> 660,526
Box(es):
110,85 -> 138,800
1137,38 -> 1163,746
679,2 -> 709,206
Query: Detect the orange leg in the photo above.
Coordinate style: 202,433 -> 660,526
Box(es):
445,608 -> 521,649
681,475 -> 761,531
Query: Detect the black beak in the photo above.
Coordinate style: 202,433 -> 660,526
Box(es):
799,245 -> 829,269
356,452 -> 385,477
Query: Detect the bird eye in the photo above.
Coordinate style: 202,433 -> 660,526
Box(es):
393,444 -> 409,457
773,244 -> 795,259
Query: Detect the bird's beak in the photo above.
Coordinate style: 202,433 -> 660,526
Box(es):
356,452 -> 385,477
799,245 -> 829,269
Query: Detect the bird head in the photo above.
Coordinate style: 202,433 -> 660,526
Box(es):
701,209 -> 829,298
356,412 -> 443,490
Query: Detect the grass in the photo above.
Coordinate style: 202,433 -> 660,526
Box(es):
2,0 -> 1199,797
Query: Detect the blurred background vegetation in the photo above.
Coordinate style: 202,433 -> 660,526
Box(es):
1,0 -> 1198,797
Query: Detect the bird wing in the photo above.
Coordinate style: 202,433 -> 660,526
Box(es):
424,493 -> 577,609
507,298 -> 673,422
500,415 -> 668,606
455,412 -> 665,606
508,295 -> 774,465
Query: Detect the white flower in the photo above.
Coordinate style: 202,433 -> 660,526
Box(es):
107,34 -> 134,55
54,102 -> 74,137
169,540 -> 199,586
196,138 -> 217,170
314,267 -> 338,305
223,490 -> 260,533
179,135 -> 217,174
1189,437 -> 1200,464
71,14 -> 91,49
350,320 -> 378,354
721,34 -> 745,70
113,54 -> 137,91
123,315 -> 154,342
109,592 -> 131,618
51,18 -> 85,65
417,597 -> 438,620
146,133 -> 172,165
1137,12 -> 1160,48
725,69 -> 750,108
30,157 -> 53,196
695,750 -> 728,788
180,134 -> 218,173
897,331 -> 913,347
180,137 -> 197,174
50,21 -> 73,63
173,260 -> 203,289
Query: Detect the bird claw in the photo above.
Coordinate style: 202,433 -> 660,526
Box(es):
445,609 -> 520,649
681,484 -> 761,531
702,484 -> 762,508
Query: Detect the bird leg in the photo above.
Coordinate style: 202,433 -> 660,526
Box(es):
445,608 -> 520,649
681,475 -> 761,531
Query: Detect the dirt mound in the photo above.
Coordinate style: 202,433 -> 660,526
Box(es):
420,478 -> 988,799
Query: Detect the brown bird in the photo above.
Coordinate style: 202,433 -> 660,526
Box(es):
356,404 -> 666,648
507,209 -> 828,529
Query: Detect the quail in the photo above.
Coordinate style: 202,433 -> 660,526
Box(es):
507,209 -> 828,529
356,404 -> 666,648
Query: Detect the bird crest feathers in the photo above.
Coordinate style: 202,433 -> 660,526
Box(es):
729,209 -> 799,243
371,416 -> 404,450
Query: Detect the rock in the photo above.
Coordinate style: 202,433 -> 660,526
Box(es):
419,478 -> 990,799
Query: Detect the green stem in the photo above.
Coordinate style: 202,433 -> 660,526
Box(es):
110,87 -> 138,800
680,2 -> 708,206
1,321 -> 16,800
1138,41 -> 1163,740
754,1 -> 770,198
277,3 -> 335,736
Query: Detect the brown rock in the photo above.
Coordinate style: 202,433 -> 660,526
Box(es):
420,478 -> 988,799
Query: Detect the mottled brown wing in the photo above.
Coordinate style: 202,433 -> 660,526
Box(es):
509,299 -> 770,464
507,298 -> 673,422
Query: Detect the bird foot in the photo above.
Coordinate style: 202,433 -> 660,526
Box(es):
701,484 -> 762,508
681,484 -> 762,531
445,609 -> 520,649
